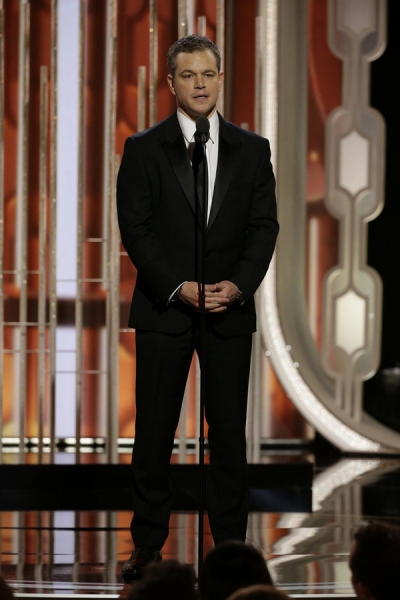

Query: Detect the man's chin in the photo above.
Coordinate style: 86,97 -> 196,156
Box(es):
190,108 -> 215,121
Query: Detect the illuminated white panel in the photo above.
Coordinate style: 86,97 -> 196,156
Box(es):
55,327 -> 76,438
56,0 -> 79,298
343,0 -> 374,34
339,131 -> 368,195
54,512 -> 75,564
335,290 -> 366,354
54,0 -> 80,438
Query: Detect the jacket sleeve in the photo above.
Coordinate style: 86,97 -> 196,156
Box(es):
116,136 -> 185,304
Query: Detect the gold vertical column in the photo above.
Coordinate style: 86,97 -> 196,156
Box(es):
49,0 -> 58,461
75,0 -> 86,460
37,66 -> 48,462
256,0 -> 279,451
216,0 -> 225,115
17,0 -> 30,459
177,0 -> 189,39
254,15 -> 263,136
247,14 -> 266,462
34,512 -> 43,589
175,2 -> 192,465
0,0 -> 4,459
149,0 -> 158,127
104,511 -> 118,583
108,158 -> 120,463
104,0 -> 118,464
137,66 -> 146,132
197,16 -> 206,36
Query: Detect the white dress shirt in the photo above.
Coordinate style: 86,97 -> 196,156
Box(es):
177,109 -> 219,222
168,110 -> 219,304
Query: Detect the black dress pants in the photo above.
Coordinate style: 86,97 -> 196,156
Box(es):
130,323 -> 252,550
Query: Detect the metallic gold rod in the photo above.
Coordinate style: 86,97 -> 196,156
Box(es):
250,299 -> 262,462
102,0 -> 116,290
34,512 -> 43,586
223,0 -> 234,122
258,0 -> 279,449
197,16 -> 206,36
16,514 -> 25,587
254,15 -> 263,135
216,0 -> 225,115
49,0 -> 58,462
38,65 -> 48,463
107,155 -> 120,464
247,14 -> 266,460
75,0 -> 86,460
179,389 -> 188,464
17,0 -> 30,460
0,0 -> 5,459
137,66 -> 146,132
261,0 -> 278,146
149,0 -> 158,127
104,0 -> 118,464
177,0 -> 188,41
195,359 -> 200,463
105,511 -> 118,583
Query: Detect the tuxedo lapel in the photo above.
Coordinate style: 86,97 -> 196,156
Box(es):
159,113 -> 242,231
208,116 -> 242,230
159,114 -> 200,222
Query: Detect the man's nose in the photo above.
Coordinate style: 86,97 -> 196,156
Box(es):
194,76 -> 205,88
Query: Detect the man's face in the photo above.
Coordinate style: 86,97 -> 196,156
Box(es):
167,49 -> 223,122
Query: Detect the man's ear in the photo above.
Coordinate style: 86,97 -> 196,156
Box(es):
167,74 -> 175,95
218,71 -> 224,91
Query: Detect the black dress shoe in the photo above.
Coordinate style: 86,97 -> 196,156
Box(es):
121,546 -> 162,581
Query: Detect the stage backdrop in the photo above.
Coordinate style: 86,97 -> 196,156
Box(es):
1,0 -> 399,464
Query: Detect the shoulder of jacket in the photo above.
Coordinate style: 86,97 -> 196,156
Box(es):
218,113 -> 268,144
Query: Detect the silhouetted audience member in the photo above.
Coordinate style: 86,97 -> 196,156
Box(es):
227,585 -> 289,600
199,540 -> 273,600
127,559 -> 198,600
0,576 -> 15,600
349,520 -> 400,600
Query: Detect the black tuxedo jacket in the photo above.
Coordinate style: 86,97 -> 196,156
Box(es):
116,111 -> 279,336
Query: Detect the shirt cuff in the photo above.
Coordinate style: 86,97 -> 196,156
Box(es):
168,281 -> 187,304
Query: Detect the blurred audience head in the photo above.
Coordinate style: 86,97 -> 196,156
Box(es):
127,559 -> 198,600
227,584 -> 289,600
199,540 -> 273,600
349,520 -> 400,600
0,576 -> 15,600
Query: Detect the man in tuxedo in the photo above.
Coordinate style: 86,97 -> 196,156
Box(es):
117,34 -> 279,578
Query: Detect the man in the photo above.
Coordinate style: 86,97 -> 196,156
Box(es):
199,540 -> 273,600
116,34 -> 279,578
349,521 -> 400,599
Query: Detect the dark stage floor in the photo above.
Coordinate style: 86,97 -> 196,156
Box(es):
1,448 -> 400,599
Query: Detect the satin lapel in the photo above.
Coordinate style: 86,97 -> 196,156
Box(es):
159,115 -> 199,219
208,133 -> 241,230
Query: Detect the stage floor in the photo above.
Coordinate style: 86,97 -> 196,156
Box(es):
1,450 -> 400,599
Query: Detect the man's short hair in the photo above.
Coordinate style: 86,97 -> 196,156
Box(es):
127,560 -> 197,600
167,34 -> 221,76
199,540 -> 273,600
349,521 -> 400,600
